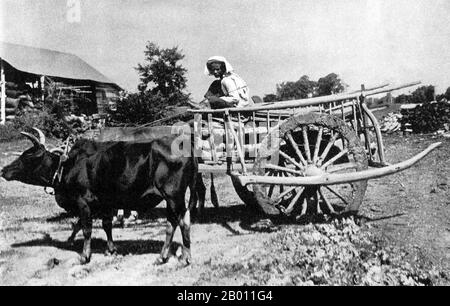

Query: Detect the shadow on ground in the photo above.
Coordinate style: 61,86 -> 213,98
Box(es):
11,237 -> 164,256
42,203 -> 408,234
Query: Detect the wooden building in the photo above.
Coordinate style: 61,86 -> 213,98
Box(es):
0,42 -> 122,124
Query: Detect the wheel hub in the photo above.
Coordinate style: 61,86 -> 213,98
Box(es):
304,165 -> 326,177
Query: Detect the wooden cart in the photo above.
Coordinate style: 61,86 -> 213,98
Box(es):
187,82 -> 441,217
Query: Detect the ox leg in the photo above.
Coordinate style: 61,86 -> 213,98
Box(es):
78,199 -> 92,264
155,207 -> 178,265
178,204 -> 192,266
210,173 -> 219,209
102,212 -> 117,256
192,173 -> 206,220
67,218 -> 81,245
188,174 -> 199,212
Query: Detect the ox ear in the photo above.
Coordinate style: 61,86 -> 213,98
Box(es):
20,132 -> 41,147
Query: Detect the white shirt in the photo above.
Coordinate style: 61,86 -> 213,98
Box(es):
220,73 -> 252,108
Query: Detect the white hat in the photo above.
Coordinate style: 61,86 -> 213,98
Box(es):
204,56 -> 234,76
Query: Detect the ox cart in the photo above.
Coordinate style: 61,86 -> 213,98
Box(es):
186,82 -> 441,218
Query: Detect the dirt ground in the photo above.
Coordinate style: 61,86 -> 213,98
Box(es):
0,132 -> 449,286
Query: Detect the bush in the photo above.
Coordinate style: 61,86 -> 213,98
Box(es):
109,91 -> 189,125
13,108 -> 72,139
0,122 -> 20,142
0,106 -> 72,142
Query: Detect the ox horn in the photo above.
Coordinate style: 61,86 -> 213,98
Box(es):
32,128 -> 46,146
20,132 -> 41,147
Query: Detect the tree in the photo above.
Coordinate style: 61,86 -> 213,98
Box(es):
263,94 -> 278,102
395,94 -> 409,104
410,85 -> 435,104
317,73 -> 346,96
262,72 -> 346,102
276,75 -> 317,101
135,42 -> 190,106
112,91 -> 167,125
111,42 -> 191,125
444,86 -> 450,100
263,75 -> 317,102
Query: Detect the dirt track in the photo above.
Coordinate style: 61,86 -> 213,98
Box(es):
0,134 -> 449,286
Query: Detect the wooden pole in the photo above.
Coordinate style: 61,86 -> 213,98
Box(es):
226,112 -> 247,174
237,142 -> 441,186
40,75 -> 46,102
188,81 -> 421,114
348,83 -> 389,94
207,114 -> 217,162
360,102 -> 387,164
360,84 -> 373,161
1,59 -> 6,125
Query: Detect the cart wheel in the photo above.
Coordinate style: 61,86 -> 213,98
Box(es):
234,112 -> 368,217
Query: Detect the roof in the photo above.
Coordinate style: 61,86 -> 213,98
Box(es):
0,42 -> 121,89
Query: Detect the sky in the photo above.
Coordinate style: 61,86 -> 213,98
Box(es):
1,0 -> 450,100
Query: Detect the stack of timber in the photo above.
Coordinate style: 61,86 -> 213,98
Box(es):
400,101 -> 450,134
380,113 -> 402,133
2,82 -> 34,122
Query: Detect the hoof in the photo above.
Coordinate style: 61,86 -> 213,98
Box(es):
177,256 -> 191,268
153,256 -> 169,266
104,248 -> 117,256
177,260 -> 190,269
79,254 -> 91,265
177,248 -> 191,268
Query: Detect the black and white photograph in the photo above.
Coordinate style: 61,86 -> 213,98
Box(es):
0,0 -> 449,288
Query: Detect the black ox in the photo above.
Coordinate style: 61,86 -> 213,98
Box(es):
0,128 -> 201,265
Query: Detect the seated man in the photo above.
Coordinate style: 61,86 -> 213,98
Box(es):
191,56 -> 253,109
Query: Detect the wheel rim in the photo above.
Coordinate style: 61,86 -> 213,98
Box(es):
252,113 -> 368,217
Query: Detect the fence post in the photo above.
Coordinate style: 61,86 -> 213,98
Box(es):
1,58 -> 6,125
40,75 -> 46,102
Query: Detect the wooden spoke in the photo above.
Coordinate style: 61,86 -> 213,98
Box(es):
280,165 -> 295,177
300,197 -> 308,216
285,188 -> 303,215
313,126 -> 323,164
326,162 -> 359,173
320,148 -> 349,170
286,132 -> 308,167
317,133 -> 339,166
279,172 -> 285,194
282,170 -> 291,177
342,136 -> 348,149
324,186 -> 349,206
264,164 -> 303,176
315,190 -> 322,214
267,172 -> 277,197
274,186 -> 298,203
336,135 -> 347,151
279,150 -> 304,170
318,188 -> 336,214
302,126 -> 312,162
